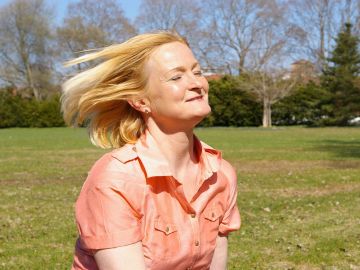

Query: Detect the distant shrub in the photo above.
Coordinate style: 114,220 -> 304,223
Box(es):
0,90 -> 65,128
200,76 -> 262,127
272,82 -> 329,126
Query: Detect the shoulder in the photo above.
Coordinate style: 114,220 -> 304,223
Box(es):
217,159 -> 239,209
199,139 -> 237,188
219,159 -> 237,194
219,159 -> 237,183
199,139 -> 236,179
82,144 -> 145,190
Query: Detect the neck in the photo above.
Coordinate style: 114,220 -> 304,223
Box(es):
146,119 -> 198,179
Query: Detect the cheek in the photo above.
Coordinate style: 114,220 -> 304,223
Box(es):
171,85 -> 186,99
150,85 -> 184,112
156,84 -> 184,101
203,79 -> 209,93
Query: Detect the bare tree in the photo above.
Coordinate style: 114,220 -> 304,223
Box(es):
0,0 -> 54,100
200,0 -> 291,75
135,0 -> 200,35
339,0 -> 360,35
194,0 -> 297,126
241,70 -> 297,127
57,0 -> 136,71
287,0 -> 350,71
135,0 -> 206,68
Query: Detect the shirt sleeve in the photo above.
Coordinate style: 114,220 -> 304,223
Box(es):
75,168 -> 146,250
218,160 -> 241,236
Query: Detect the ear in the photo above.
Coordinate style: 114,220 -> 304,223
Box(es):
127,98 -> 151,114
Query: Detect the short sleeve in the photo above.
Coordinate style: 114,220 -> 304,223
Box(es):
75,169 -> 146,250
218,160 -> 241,236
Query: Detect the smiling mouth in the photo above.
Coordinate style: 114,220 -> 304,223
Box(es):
186,95 -> 204,102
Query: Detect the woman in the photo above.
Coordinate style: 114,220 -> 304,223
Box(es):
62,31 -> 240,270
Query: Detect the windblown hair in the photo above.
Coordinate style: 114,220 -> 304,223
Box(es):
61,31 -> 188,148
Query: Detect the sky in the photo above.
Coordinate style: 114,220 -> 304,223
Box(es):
0,0 -> 141,22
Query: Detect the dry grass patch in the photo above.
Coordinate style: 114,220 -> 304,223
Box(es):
275,182 -> 360,198
234,160 -> 360,174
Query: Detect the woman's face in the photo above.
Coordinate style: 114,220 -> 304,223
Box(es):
144,41 -> 211,128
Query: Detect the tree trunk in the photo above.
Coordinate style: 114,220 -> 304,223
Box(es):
25,61 -> 40,100
319,16 -> 325,70
20,36 -> 40,100
238,54 -> 245,75
318,0 -> 329,70
263,100 -> 272,127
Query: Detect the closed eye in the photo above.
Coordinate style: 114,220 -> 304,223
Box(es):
170,75 -> 182,81
194,70 -> 203,76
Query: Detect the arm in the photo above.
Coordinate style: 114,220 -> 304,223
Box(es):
209,235 -> 228,270
94,241 -> 146,270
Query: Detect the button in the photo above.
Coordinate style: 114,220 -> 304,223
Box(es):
165,226 -> 169,233
195,240 -> 200,246
191,213 -> 196,218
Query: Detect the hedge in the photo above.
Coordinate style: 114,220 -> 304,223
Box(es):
0,90 -> 65,128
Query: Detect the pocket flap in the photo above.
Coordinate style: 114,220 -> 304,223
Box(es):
154,218 -> 177,235
204,206 -> 222,222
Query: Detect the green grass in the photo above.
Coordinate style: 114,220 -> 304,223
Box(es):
0,127 -> 359,269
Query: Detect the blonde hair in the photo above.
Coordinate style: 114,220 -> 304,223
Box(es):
61,31 -> 188,148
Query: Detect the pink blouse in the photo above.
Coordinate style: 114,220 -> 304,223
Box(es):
72,130 -> 240,269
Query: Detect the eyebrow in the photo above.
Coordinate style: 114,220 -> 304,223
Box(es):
166,62 -> 200,74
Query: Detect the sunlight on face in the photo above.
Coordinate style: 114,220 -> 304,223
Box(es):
145,42 -> 211,128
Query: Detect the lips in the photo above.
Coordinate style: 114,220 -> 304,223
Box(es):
185,95 -> 203,102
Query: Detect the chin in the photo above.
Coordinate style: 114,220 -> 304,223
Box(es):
190,107 -> 212,125
197,105 -> 212,117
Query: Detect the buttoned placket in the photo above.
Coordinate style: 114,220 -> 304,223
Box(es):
161,166 -> 216,269
171,180 -> 204,270
182,162 -> 216,270
189,208 -> 201,267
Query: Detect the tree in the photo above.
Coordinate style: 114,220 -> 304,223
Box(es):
200,0 -> 292,75
321,23 -> 360,125
288,0 -> 360,72
240,70 -> 297,127
136,0 -> 199,34
272,82 -> 329,126
339,0 -> 360,36
200,76 -> 261,127
288,0 -> 337,71
135,0 -> 204,65
0,0 -> 54,100
57,0 -> 136,71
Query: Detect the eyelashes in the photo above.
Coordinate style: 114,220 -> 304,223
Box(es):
169,70 -> 203,81
170,75 -> 182,81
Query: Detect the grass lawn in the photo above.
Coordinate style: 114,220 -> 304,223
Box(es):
0,127 -> 359,269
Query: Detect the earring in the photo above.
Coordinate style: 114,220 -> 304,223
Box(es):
144,109 -> 150,114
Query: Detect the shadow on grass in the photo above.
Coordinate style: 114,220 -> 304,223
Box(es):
312,139 -> 360,159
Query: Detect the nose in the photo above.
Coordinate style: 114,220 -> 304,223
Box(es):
188,73 -> 204,92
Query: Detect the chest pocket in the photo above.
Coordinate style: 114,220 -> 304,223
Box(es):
152,217 -> 180,259
204,206 -> 222,222
155,218 -> 177,235
202,205 -> 223,247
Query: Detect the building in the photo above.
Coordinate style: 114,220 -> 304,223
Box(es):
203,72 -> 223,81
290,60 -> 317,83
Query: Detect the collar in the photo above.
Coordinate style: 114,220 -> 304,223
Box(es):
111,130 -> 222,180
